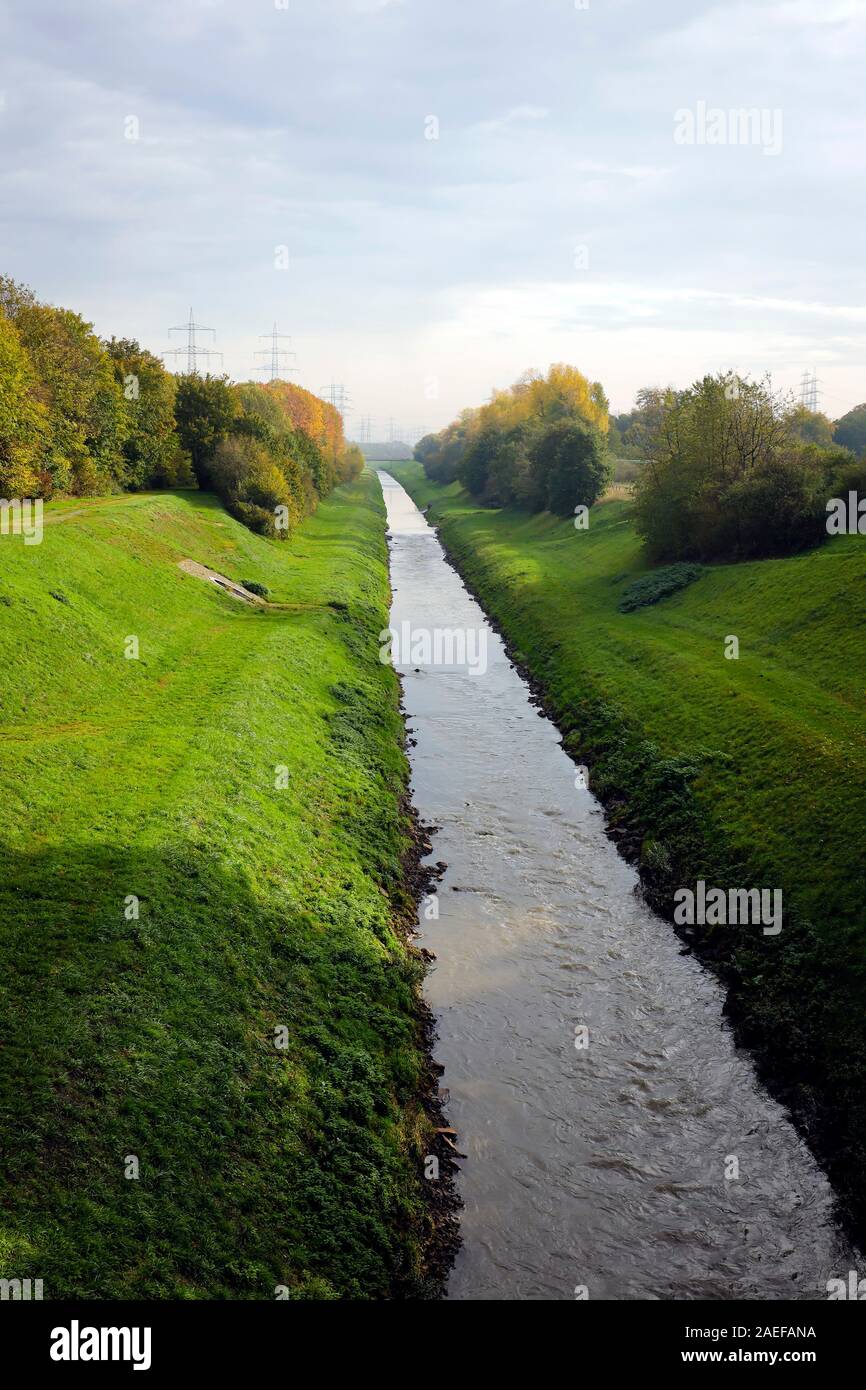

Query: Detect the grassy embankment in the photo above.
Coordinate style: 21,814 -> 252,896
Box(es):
0,472 -> 448,1299
390,460 -> 866,1242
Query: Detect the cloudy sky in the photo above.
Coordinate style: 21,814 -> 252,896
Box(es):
0,0 -> 864,437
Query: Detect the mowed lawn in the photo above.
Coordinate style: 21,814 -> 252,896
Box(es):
0,474 -> 432,1299
390,463 -> 866,941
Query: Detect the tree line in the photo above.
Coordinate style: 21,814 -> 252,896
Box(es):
416,364 -> 866,563
415,364 -> 613,516
0,276 -> 363,536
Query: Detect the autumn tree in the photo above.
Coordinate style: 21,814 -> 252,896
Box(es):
10,300 -> 127,494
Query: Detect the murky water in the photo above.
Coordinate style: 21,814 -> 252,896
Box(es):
378,469 -> 850,1302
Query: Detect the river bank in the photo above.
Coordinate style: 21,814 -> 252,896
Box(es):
0,474 -> 456,1298
388,460 -> 866,1256
377,467 -> 849,1299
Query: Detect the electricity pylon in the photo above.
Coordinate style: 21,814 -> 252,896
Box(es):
255,322 -> 297,381
799,369 -> 821,413
164,308 -> 222,373
320,382 -> 352,421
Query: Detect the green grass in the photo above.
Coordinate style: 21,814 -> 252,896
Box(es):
390,460 -> 866,1239
0,474 -> 436,1299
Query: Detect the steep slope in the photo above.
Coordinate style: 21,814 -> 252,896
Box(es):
0,476 -> 442,1299
390,460 -> 866,1242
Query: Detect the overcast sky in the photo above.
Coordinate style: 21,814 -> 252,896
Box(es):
0,0 -> 864,437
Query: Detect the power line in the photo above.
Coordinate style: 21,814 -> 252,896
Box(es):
255,322 -> 297,382
163,307 -> 223,374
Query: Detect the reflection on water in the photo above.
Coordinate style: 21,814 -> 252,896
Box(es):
378,469 -> 848,1302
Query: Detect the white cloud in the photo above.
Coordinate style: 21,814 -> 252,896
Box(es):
0,0 -> 863,428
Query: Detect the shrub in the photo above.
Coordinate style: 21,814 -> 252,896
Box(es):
618,563 -> 703,612
723,453 -> 827,558
830,457 -> 866,499
241,580 -> 270,598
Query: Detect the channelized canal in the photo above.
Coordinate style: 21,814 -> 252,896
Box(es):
378,469 -> 848,1302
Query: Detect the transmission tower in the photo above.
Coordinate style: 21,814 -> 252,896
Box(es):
164,308 -> 222,374
799,369 -> 821,413
320,382 -> 352,421
255,322 -> 297,382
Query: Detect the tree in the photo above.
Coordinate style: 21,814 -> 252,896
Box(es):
105,338 -> 182,488
458,422 -> 502,499
12,301 -> 128,494
833,404 -> 866,459
174,374 -> 236,485
786,404 -> 834,447
632,373 -> 830,561
0,311 -> 48,496
428,366 -> 610,509
210,434 -> 298,537
529,419 -> 611,516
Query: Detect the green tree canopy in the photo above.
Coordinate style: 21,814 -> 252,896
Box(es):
833,403 -> 866,458
174,374 -> 236,485
0,311 -> 48,496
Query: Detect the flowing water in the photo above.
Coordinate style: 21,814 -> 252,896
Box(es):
378,469 -> 850,1303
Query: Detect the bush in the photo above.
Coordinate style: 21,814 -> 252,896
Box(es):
830,457 -> 866,499
241,580 -> 270,598
209,435 -> 297,538
723,453 -> 827,558
619,563 -> 703,612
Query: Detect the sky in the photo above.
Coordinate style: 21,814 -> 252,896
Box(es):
0,0 -> 864,438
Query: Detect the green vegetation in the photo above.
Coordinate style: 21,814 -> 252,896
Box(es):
416,367 -> 860,563
415,363 -> 612,510
0,276 -> 364,538
833,402 -> 866,458
628,374 -> 853,563
391,459 -> 866,1240
0,474 -> 441,1299
618,562 -> 703,612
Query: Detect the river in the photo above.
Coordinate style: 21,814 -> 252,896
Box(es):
377,469 -> 848,1302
